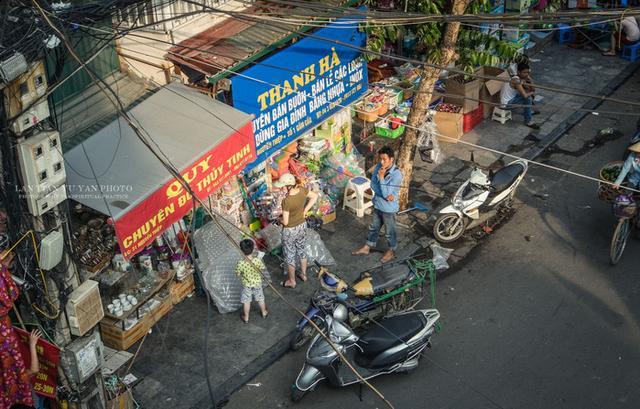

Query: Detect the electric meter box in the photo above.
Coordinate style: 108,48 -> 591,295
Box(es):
66,280 -> 104,337
60,331 -> 105,387
17,130 -> 66,216
3,60 -> 50,134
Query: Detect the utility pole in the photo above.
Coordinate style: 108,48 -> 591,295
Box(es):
0,88 -> 26,245
396,0 -> 470,209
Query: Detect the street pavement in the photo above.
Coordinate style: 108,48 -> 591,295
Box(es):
220,69 -> 640,408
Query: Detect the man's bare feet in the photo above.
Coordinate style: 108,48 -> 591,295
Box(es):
351,245 -> 370,256
380,249 -> 395,263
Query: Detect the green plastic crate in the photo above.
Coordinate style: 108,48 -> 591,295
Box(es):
375,124 -> 406,139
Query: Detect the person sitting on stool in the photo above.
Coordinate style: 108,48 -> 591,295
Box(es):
602,17 -> 640,56
499,62 -> 540,130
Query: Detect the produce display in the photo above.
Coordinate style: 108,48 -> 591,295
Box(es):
600,166 -> 621,182
435,103 -> 462,113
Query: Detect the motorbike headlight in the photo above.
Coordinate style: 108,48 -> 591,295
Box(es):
453,197 -> 464,208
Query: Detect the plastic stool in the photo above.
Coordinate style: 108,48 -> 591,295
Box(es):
621,42 -> 640,62
343,176 -> 374,218
492,107 -> 512,124
556,24 -> 575,45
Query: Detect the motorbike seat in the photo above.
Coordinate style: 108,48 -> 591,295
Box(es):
490,163 -> 525,193
358,312 -> 426,357
370,264 -> 412,293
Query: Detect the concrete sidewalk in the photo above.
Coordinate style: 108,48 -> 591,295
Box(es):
128,42 -> 637,409
129,209 -> 424,409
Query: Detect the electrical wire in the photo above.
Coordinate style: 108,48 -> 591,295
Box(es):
111,34 -> 640,118
116,28 -> 640,195
39,2 -> 640,108
59,0 -> 636,109
184,1 -> 640,108
52,16 -> 640,120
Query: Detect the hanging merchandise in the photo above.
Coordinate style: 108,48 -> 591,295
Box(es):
194,220 -> 272,314
418,116 -> 443,165
305,229 -> 336,266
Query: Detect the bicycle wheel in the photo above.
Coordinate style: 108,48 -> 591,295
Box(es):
610,219 -> 631,265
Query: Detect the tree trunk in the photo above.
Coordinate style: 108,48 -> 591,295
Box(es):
396,0 -> 470,210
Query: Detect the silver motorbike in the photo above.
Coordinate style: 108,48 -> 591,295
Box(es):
291,304 -> 440,402
433,159 -> 528,243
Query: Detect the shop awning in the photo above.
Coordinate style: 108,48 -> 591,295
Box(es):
166,0 -> 353,82
64,82 -> 256,259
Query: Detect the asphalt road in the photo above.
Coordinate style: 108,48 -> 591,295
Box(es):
221,74 -> 640,409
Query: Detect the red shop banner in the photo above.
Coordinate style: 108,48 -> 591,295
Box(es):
14,327 -> 61,398
115,122 -> 256,259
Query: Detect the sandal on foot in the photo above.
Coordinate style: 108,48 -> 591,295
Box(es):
296,273 -> 307,282
262,311 -> 269,319
241,316 -> 249,324
280,280 -> 295,289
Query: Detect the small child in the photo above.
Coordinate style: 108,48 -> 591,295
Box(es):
236,239 -> 268,323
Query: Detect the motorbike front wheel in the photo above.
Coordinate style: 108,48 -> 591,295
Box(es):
610,218 -> 631,265
433,214 -> 467,243
291,385 -> 308,403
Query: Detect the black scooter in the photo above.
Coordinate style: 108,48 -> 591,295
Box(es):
291,305 -> 440,402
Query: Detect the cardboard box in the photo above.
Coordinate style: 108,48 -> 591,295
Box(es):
476,67 -> 510,119
106,390 -> 135,409
444,75 -> 480,113
434,111 -> 463,143
170,274 -> 195,305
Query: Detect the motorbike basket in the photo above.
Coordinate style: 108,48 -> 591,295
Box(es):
612,195 -> 637,219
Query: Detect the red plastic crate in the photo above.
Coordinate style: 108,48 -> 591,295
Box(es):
463,104 -> 484,133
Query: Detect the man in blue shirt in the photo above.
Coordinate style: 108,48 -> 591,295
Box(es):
352,146 -> 404,263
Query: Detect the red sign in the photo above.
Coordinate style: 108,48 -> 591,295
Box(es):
15,327 -> 61,399
115,122 -> 256,259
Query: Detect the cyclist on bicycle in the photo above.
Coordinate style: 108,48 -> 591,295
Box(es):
613,142 -> 640,191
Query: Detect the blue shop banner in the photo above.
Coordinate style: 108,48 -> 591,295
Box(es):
231,17 -> 368,166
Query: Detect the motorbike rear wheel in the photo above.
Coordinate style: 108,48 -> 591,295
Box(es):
610,218 -> 631,265
433,214 -> 467,243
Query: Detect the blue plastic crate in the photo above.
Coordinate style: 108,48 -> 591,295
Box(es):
555,24 -> 576,45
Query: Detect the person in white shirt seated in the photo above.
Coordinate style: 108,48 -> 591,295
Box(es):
499,62 -> 540,130
602,16 -> 640,56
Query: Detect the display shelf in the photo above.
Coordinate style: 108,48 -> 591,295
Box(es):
100,294 -> 173,350
102,271 -> 174,322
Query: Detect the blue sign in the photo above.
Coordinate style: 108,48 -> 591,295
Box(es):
231,18 -> 368,165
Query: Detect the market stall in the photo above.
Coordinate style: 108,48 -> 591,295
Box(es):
63,82 -> 256,349
224,17 -> 371,238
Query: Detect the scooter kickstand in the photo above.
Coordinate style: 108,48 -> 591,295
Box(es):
358,383 -> 364,402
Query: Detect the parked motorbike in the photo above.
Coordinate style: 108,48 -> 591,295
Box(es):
289,260 -> 431,351
433,159 -> 528,243
291,304 -> 440,402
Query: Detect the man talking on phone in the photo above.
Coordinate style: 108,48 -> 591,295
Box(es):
352,146 -> 403,263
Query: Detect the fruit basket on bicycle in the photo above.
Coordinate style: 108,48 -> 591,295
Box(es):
597,161 -> 625,203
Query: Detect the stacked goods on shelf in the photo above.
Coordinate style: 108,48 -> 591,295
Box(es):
444,75 -> 481,113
